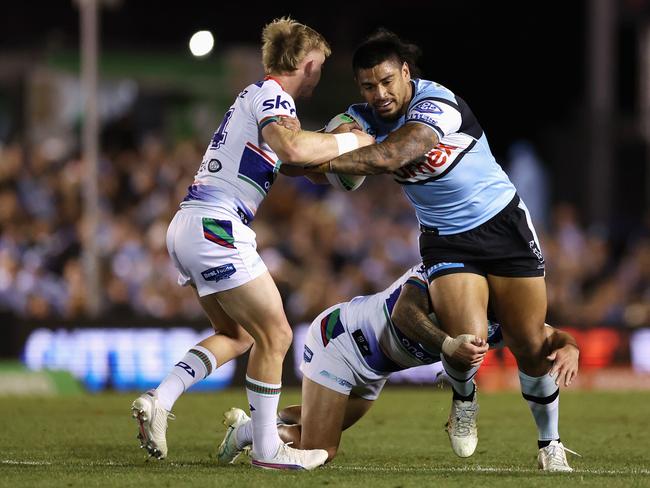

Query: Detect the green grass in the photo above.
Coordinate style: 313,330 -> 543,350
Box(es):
0,389 -> 649,487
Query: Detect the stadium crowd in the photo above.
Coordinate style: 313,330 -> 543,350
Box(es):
0,137 -> 648,328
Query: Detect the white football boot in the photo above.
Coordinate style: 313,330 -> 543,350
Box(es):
217,407 -> 251,464
131,390 -> 175,459
251,443 -> 329,471
538,440 -> 580,472
446,396 -> 479,458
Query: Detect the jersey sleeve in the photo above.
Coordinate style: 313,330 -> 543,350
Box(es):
406,94 -> 462,140
250,81 -> 298,129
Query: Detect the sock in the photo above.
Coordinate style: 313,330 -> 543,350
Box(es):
156,346 -> 217,411
235,419 -> 253,449
518,370 -> 560,448
441,354 -> 479,401
246,375 -> 282,460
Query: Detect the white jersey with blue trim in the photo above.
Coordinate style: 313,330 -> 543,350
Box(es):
181,78 -> 295,224
336,264 -> 503,373
346,79 -> 517,235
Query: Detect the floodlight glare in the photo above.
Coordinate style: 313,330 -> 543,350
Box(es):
189,30 -> 214,57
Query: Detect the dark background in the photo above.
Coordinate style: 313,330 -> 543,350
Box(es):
2,0 -> 648,223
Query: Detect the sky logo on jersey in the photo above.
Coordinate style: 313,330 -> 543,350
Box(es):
201,263 -> 236,282
202,218 -> 236,249
411,100 -> 443,114
262,95 -> 296,115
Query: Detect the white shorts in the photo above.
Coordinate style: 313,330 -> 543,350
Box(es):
300,304 -> 388,401
166,207 -> 267,296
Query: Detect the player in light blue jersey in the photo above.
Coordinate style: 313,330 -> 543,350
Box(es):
217,264 -> 579,469
130,18 -> 373,471
300,29 -> 574,470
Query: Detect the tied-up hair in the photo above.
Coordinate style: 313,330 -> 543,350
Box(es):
352,28 -> 422,78
261,16 -> 331,74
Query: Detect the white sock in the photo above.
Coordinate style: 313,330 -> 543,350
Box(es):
156,345 -> 217,411
441,354 -> 479,400
235,419 -> 253,449
518,370 -> 560,443
245,375 -> 282,460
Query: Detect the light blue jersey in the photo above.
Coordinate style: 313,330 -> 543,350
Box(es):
346,79 -> 517,235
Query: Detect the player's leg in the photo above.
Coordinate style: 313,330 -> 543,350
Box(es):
488,275 -> 572,471
487,197 -> 572,471
216,272 -> 327,469
238,385 -> 374,464
154,288 -> 254,412
278,393 -> 374,432
427,270 -> 489,458
132,292 -> 254,460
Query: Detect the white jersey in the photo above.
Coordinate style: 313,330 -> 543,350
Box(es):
181,77 -> 296,224
327,264 -> 503,373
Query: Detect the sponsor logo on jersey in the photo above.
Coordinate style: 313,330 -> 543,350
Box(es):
201,263 -> 236,282
393,142 -> 463,183
262,95 -> 296,115
411,100 -> 443,114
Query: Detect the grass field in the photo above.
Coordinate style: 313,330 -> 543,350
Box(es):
1,388 -> 649,487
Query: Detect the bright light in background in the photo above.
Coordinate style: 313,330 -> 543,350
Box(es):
189,30 -> 214,57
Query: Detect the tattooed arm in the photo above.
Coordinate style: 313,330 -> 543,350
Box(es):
305,122 -> 439,175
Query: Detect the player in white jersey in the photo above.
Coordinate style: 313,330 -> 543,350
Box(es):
300,29 -> 575,470
217,264 -> 579,470
130,17 -> 373,470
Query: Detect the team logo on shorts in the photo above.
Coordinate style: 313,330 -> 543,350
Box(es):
528,240 -> 545,265
202,218 -> 236,249
201,263 -> 236,282
303,345 -> 313,363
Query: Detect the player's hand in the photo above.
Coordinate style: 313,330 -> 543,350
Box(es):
547,344 -> 579,387
442,334 -> 489,368
276,116 -> 302,132
351,129 -> 375,148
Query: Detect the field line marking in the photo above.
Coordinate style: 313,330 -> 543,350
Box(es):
2,459 -> 648,475
327,464 -> 650,475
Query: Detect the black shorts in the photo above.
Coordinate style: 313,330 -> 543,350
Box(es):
419,194 -> 545,282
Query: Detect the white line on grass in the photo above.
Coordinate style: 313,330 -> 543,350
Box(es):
327,464 -> 650,476
2,459 -> 648,475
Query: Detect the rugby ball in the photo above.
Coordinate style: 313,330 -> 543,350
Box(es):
324,113 -> 366,192
325,172 -> 366,191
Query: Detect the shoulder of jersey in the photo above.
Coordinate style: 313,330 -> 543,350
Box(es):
412,79 -> 456,103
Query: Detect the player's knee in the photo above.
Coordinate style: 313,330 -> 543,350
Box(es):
256,321 -> 293,355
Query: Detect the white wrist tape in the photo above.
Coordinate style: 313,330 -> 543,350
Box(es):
441,334 -> 476,357
333,132 -> 359,156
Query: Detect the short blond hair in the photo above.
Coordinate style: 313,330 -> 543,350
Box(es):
261,17 -> 331,74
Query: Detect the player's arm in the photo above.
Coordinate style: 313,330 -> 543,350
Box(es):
262,121 -> 374,166
304,122 -> 439,175
544,325 -> 580,387
391,281 -> 488,368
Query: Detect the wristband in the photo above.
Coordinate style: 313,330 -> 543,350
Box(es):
441,336 -> 457,357
333,132 -> 359,156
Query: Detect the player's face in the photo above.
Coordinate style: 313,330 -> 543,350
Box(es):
355,60 -> 412,121
298,49 -> 326,98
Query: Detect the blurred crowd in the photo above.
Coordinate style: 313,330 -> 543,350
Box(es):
0,137 -> 648,328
